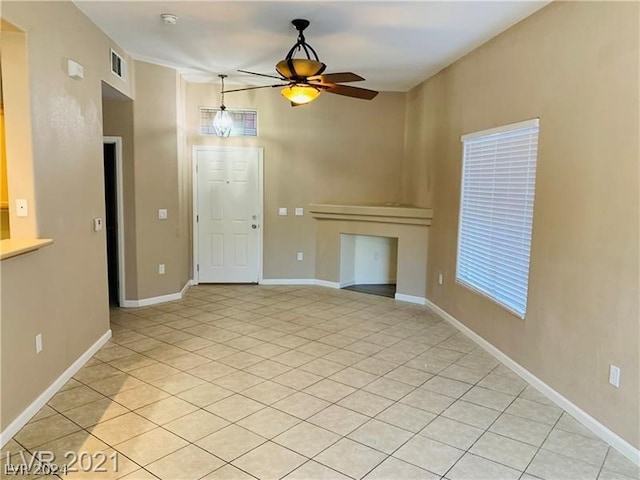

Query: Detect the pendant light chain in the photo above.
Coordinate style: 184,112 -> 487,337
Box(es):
220,74 -> 227,111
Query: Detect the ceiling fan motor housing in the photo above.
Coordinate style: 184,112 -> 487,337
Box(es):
276,18 -> 326,80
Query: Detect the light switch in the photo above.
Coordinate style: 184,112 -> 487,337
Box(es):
93,217 -> 104,232
278,207 -> 288,216
16,199 -> 28,217
158,209 -> 168,220
295,208 -> 304,216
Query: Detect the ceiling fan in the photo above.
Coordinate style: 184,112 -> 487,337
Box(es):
223,19 -> 379,106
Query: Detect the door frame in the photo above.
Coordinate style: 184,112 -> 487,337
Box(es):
192,145 -> 264,285
103,136 -> 126,307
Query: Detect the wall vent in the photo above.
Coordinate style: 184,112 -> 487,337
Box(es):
110,49 -> 126,79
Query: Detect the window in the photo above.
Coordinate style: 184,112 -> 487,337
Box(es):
456,119 -> 539,319
200,107 -> 257,137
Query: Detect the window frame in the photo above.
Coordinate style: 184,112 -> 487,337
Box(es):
199,106 -> 258,137
455,118 -> 540,319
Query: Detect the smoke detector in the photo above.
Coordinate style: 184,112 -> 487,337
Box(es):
161,14 -> 178,25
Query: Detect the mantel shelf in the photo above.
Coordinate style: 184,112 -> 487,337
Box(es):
1,238 -> 54,260
309,203 -> 433,226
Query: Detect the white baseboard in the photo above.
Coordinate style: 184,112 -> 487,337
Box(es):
260,279 -> 341,289
395,293 -> 427,305
0,329 -> 112,447
354,277 -> 397,285
260,278 -> 317,286
314,279 -> 341,289
182,280 -> 194,295
425,299 -> 640,467
122,279 -> 193,308
261,279 -> 418,296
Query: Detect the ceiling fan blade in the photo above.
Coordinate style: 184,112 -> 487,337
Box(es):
238,69 -> 284,80
308,72 -> 364,84
325,84 -> 379,100
222,84 -> 282,93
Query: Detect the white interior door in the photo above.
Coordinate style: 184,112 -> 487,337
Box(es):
195,147 -> 262,283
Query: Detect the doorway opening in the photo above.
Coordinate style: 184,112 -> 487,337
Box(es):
340,234 -> 398,298
103,137 -> 125,306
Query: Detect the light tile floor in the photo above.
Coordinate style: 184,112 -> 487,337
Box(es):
4,285 -> 639,480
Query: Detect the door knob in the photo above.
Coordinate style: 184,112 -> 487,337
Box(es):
251,224 -> 258,229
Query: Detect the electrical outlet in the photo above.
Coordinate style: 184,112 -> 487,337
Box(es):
35,334 -> 43,354
158,209 -> 168,220
438,273 -> 443,285
16,199 -> 28,217
297,252 -> 304,261
295,208 -> 304,216
609,365 -> 621,388
158,264 -> 165,275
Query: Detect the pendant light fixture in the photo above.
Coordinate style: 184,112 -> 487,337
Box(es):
213,74 -> 233,137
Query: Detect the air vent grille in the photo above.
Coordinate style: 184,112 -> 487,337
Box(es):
110,49 -> 126,79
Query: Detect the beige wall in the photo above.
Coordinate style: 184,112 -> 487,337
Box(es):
403,2 -> 639,447
186,85 -> 406,279
102,93 -> 138,300
0,1 -> 134,429
132,61 -> 190,299
102,65 -> 190,302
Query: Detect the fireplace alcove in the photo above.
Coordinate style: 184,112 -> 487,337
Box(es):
309,204 -> 433,302
340,234 -> 398,298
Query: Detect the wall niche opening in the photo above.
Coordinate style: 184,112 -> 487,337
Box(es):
340,234 -> 398,298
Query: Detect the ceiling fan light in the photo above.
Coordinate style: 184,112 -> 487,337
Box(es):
213,108 -> 233,137
280,85 -> 320,105
276,59 -> 325,79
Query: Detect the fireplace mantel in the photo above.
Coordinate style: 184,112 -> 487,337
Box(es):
309,203 -> 433,226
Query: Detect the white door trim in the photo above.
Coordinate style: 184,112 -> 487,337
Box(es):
192,146 -> 264,285
103,136 -> 126,307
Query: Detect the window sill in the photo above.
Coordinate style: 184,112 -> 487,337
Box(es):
1,238 -> 53,260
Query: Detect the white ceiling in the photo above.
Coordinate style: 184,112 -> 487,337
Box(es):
75,1 -> 549,92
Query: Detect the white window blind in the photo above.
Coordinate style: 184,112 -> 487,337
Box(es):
456,119 -> 539,319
